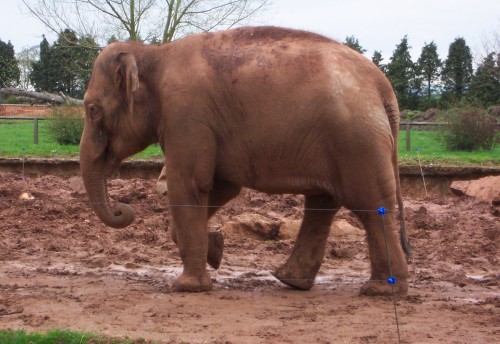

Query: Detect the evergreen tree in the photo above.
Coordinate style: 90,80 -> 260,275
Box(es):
441,37 -> 473,102
417,41 -> 441,101
0,39 -> 20,88
343,35 -> 366,54
371,50 -> 386,72
386,36 -> 416,109
30,36 -> 53,92
30,30 -> 99,98
468,52 -> 500,107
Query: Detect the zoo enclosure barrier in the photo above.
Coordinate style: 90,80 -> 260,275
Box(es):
0,116 -> 499,148
0,116 -> 48,145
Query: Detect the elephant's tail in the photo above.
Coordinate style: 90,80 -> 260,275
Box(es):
384,93 -> 413,260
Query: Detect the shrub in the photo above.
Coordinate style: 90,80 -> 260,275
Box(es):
47,106 -> 84,145
441,108 -> 498,151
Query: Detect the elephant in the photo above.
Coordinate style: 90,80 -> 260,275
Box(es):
155,164 -> 168,196
80,26 -> 412,296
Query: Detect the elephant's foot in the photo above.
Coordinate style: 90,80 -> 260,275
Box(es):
207,231 -> 224,270
272,264 -> 316,290
360,278 -> 408,296
155,181 -> 168,196
172,270 -> 212,292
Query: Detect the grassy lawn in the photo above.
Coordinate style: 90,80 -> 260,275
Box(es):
398,130 -> 499,166
0,329 -> 150,344
0,119 -> 498,166
0,119 -> 163,160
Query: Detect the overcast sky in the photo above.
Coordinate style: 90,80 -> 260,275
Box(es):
1,0 -> 499,63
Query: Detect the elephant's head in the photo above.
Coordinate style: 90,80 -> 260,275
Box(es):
80,44 -> 156,228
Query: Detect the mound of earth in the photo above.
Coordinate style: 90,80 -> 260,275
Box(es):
451,175 -> 500,206
0,172 -> 498,343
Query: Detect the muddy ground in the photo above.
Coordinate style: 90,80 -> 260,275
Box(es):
0,171 -> 498,343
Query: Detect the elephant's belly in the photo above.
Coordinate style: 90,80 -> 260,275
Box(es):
216,151 -> 336,195
235,172 -> 332,196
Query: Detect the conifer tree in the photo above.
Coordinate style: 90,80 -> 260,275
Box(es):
0,39 -> 20,88
441,37 -> 473,102
468,52 -> 500,107
30,30 -> 99,98
371,50 -> 385,72
417,41 -> 441,101
386,36 -> 416,109
343,35 -> 366,54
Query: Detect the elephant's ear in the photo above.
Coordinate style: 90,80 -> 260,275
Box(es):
114,52 -> 139,114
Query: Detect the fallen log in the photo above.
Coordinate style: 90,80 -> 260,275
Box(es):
0,88 -> 83,106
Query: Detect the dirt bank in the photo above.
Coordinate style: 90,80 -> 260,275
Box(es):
0,171 -> 498,343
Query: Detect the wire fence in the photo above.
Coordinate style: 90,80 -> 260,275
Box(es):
0,116 -> 48,145
2,117 -> 499,151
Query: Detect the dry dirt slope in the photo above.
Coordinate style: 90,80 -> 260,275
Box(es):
0,171 -> 498,343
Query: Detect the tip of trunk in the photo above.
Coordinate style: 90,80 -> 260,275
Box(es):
105,202 -> 135,228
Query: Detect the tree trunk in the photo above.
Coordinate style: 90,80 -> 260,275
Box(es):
0,88 -> 83,106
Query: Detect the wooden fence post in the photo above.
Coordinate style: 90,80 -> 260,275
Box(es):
34,118 -> 39,145
405,122 -> 411,151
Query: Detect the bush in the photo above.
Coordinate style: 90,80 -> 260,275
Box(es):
47,106 -> 84,145
441,108 -> 498,151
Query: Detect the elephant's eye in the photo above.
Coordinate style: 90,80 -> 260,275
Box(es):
88,104 -> 102,120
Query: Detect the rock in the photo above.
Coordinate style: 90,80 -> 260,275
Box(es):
279,219 -> 301,240
221,213 -> 282,241
330,219 -> 364,238
19,192 -> 34,200
450,176 -> 500,205
331,243 -> 357,259
68,176 -> 85,193
222,215 -> 365,241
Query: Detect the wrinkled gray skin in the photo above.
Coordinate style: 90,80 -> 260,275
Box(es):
80,26 -> 411,295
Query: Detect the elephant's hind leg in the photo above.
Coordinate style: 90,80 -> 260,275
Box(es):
343,172 -> 409,296
273,194 -> 338,290
355,210 -> 409,296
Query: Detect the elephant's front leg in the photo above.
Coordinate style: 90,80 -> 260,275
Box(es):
168,173 -> 212,292
170,179 -> 241,270
273,194 -> 338,290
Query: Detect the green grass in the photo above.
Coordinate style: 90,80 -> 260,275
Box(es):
0,329 -> 150,344
0,120 -> 163,159
1,120 -> 498,166
398,130 -> 500,166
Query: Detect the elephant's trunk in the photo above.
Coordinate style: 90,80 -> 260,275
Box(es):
80,145 -> 134,229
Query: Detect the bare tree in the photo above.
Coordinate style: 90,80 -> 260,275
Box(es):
22,0 -> 157,45
472,21 -> 500,66
22,0 -> 272,46
161,0 -> 271,43
16,45 -> 40,90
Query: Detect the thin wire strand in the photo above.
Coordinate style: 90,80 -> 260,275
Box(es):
416,148 -> 428,197
380,213 -> 402,344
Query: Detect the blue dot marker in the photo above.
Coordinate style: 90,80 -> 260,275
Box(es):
377,207 -> 386,215
387,276 -> 397,285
